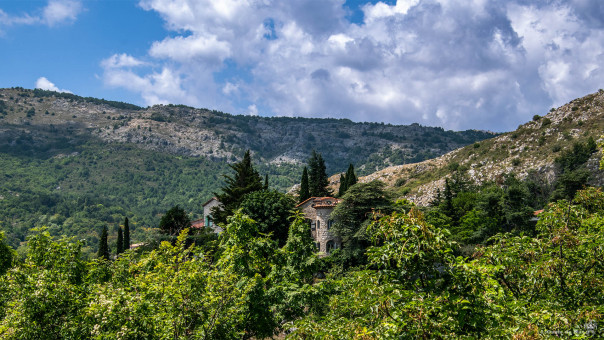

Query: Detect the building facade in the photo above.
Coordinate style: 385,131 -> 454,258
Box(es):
296,197 -> 341,256
202,197 -> 223,233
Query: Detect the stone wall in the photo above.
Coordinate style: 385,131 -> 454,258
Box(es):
298,197 -> 341,256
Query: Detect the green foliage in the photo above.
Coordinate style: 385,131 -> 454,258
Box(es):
238,190 -> 296,246
299,166 -> 310,202
0,232 -> 15,275
159,205 -> 191,236
551,138 -> 597,201
330,181 -> 394,267
0,229 -> 88,338
337,163 -> 357,197
97,226 -> 109,260
1,188 -> 604,338
123,217 -> 130,250
478,187 -> 604,336
0,143 -> 232,256
428,174 -> 536,246
116,227 -> 124,255
308,150 -> 331,197
31,88 -> 143,110
213,150 -> 264,225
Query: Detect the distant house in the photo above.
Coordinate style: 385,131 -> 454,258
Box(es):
531,209 -> 545,222
296,197 -> 341,256
202,197 -> 223,233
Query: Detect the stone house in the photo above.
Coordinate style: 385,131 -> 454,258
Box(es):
202,197 -> 223,233
296,197 -> 341,256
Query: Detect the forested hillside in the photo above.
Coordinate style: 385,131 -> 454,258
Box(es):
0,87 -> 493,253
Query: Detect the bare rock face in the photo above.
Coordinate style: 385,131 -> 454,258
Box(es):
0,87 -> 495,176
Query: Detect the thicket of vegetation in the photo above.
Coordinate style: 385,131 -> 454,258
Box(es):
1,184 -> 602,338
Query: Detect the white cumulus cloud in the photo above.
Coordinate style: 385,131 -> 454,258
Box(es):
100,0 -> 604,131
0,0 -> 82,29
35,77 -> 72,93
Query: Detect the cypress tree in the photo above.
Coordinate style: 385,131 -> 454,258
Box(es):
299,166 -> 310,202
116,227 -> 124,255
213,150 -> 264,225
308,150 -> 330,197
264,174 -> 269,190
123,217 -> 130,251
338,164 -> 357,197
345,163 -> 357,188
97,226 -> 110,260
338,173 -> 347,197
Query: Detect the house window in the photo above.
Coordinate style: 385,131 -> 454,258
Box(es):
327,219 -> 333,230
316,242 -> 321,251
317,220 -> 320,229
326,240 -> 335,254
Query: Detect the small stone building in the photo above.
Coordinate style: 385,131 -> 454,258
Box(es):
296,197 -> 341,256
202,197 -> 223,233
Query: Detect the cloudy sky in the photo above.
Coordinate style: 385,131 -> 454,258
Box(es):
1,0 -> 603,131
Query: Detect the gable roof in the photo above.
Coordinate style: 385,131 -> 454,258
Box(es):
296,196 -> 340,208
202,197 -> 220,207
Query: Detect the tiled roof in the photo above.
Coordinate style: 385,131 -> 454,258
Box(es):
296,196 -> 340,208
191,219 -> 204,229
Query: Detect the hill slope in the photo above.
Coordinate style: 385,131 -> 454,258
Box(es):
0,87 -> 493,252
352,90 -> 604,205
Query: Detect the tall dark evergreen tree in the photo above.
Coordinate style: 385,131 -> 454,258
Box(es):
299,167 -> 310,202
345,164 -> 357,188
264,174 -> 269,190
97,226 -> 110,260
338,164 -> 357,197
337,173 -> 347,197
123,217 -> 130,251
308,150 -> 331,197
116,227 -> 124,255
213,150 -> 264,225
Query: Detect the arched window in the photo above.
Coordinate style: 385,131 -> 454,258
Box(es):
326,240 -> 335,254
317,220 -> 320,229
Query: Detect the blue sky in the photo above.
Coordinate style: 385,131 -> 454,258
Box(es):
1,0 -> 603,131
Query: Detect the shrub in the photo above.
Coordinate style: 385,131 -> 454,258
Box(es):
512,158 -> 521,166
532,114 -> 540,121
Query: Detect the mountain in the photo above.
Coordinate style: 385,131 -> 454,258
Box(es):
352,89 -> 604,205
0,87 -> 493,253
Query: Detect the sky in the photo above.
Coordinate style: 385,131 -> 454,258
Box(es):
1,0 -> 603,132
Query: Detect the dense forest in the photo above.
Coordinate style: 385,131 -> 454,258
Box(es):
1,139 -> 602,338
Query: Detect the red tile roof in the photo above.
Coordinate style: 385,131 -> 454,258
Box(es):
191,219 -> 204,229
296,197 -> 340,208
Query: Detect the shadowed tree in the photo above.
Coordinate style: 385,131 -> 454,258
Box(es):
97,226 -> 109,260
159,206 -> 191,236
123,217 -> 130,251
299,166 -> 310,202
308,150 -> 330,197
213,150 -> 264,225
116,227 -> 124,255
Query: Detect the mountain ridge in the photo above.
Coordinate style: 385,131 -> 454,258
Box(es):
349,89 -> 604,205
